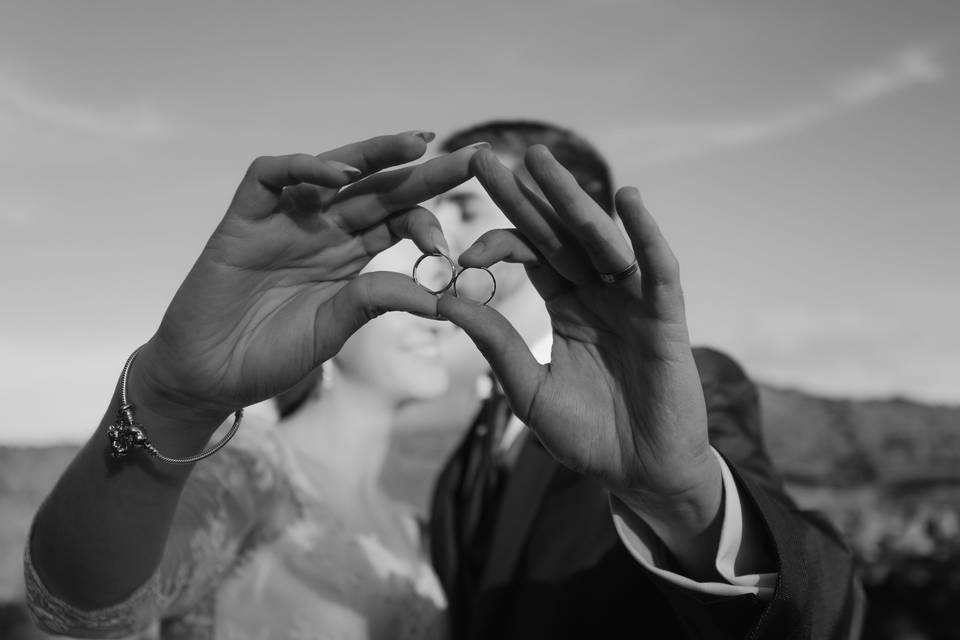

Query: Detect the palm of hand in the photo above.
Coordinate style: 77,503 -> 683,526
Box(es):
525,285 -> 710,497
153,190 -> 363,412
444,146 -> 723,547
146,179 -> 372,411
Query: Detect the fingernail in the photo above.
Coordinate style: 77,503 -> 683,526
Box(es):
402,130 -> 435,143
435,293 -> 454,321
461,240 -> 484,262
529,143 -> 551,156
461,141 -> 491,152
430,228 -> 450,255
411,307 -> 444,321
327,160 -> 362,177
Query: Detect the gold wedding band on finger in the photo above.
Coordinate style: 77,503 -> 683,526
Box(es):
412,252 -> 457,294
598,260 -> 640,285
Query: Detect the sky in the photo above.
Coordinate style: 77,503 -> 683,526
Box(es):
1,0 -> 958,443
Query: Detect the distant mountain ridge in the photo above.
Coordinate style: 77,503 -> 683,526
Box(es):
2,384 -> 959,636
760,385 -> 960,487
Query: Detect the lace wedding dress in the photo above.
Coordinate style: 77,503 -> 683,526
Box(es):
26,420 -> 447,640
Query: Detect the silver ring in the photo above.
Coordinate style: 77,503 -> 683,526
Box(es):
452,266 -> 497,306
598,260 -> 639,284
413,252 -> 456,294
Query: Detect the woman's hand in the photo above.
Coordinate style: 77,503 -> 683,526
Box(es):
132,132 -> 481,427
438,147 -> 722,574
26,132 -> 483,614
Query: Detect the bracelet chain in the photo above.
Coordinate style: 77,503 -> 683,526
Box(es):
107,346 -> 243,465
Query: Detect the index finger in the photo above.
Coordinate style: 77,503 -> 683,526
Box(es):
329,143 -> 487,232
318,130 -> 436,177
471,148 -> 595,286
524,145 -> 635,276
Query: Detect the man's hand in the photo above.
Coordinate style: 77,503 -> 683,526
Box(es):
438,146 -> 723,576
133,133 -> 482,429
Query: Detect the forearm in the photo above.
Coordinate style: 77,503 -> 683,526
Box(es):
30,368 -> 224,609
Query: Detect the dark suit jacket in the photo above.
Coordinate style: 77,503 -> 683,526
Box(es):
430,348 -> 863,639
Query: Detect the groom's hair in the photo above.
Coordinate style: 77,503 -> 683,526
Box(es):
441,119 -> 615,215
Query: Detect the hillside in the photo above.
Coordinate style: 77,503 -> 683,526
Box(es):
2,385 -> 959,637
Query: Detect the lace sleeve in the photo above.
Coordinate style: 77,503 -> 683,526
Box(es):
24,541 -> 163,638
25,419 -> 297,638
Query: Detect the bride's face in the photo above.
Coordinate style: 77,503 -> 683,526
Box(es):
332,240 -> 450,402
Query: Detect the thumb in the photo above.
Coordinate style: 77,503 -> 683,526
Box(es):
318,272 -> 440,361
437,293 -> 545,422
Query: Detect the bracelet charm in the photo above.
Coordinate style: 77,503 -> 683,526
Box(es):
107,403 -> 152,458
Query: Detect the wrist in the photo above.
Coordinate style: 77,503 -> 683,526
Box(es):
614,470 -> 722,538
125,341 -> 231,437
612,452 -> 724,579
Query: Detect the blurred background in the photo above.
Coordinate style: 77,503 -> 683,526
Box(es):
1,0 -> 958,637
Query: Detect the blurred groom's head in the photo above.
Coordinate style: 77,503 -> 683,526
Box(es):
435,119 -> 614,305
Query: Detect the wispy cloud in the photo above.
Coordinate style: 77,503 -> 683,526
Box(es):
609,44 -> 945,164
0,70 -> 168,143
834,45 -> 943,106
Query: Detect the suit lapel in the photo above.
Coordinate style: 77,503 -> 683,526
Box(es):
479,430 -> 559,589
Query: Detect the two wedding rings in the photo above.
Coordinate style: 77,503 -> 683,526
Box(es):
412,253 -> 497,306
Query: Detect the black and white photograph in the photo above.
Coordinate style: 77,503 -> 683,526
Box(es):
1,1 -> 958,638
